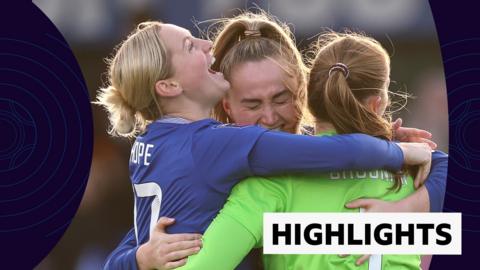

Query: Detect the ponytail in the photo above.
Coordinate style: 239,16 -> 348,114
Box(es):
308,32 -> 407,191
323,69 -> 392,140
95,86 -> 137,138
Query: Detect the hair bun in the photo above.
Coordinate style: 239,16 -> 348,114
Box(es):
96,85 -> 136,136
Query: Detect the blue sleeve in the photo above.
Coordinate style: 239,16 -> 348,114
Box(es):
103,228 -> 139,270
193,124 -> 266,182
424,151 -> 448,212
249,131 -> 404,175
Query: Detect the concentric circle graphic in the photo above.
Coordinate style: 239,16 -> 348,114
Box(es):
0,99 -> 36,170
440,38 -> 480,226
429,0 -> 480,268
0,1 -> 93,268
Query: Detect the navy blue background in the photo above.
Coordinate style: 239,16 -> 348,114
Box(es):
0,1 -> 93,269
0,0 -> 478,268
429,1 -> 480,268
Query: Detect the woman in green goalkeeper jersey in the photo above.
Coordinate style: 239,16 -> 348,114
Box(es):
177,30 -> 448,270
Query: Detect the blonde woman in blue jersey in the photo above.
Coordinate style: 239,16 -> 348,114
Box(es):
176,31 -> 448,270
97,21 -> 434,270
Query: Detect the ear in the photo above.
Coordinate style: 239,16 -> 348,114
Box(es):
222,97 -> 232,117
366,95 -> 383,115
155,79 -> 182,97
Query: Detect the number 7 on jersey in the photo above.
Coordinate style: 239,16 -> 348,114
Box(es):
133,182 -> 162,242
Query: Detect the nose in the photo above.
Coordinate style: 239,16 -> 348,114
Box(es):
202,39 -> 213,53
259,105 -> 279,128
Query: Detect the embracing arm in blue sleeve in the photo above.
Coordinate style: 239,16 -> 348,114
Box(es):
424,151 -> 448,212
249,131 -> 404,174
103,229 -> 139,270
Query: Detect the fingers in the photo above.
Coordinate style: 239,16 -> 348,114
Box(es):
414,160 -> 432,189
413,143 -> 432,188
356,254 -> 371,266
414,164 -> 428,188
419,138 -> 437,150
395,127 -> 432,142
155,217 -> 176,233
402,128 -> 431,139
404,137 -> 437,150
414,169 -> 421,189
345,199 -> 372,209
165,233 -> 203,243
392,118 -> 402,130
337,254 -> 371,266
164,258 -> 187,270
166,246 -> 201,262
167,239 -> 203,252
411,128 -> 432,139
162,240 -> 203,269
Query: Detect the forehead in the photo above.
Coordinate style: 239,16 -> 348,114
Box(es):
229,59 -> 289,99
158,24 -> 191,51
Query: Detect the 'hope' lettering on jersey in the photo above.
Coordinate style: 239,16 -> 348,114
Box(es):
130,142 -> 154,166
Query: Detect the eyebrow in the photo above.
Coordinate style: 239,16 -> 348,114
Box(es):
241,98 -> 261,104
240,89 -> 291,104
272,89 -> 291,100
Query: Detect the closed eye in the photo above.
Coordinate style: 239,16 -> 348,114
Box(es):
273,90 -> 292,105
274,98 -> 289,105
242,101 -> 261,110
188,41 -> 194,52
246,103 -> 260,110
184,37 -> 195,52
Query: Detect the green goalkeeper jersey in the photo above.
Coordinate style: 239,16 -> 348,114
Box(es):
180,132 -> 420,270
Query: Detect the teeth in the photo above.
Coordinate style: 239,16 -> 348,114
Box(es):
211,56 -> 215,67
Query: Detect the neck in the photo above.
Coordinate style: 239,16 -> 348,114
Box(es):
164,109 -> 211,122
162,98 -> 212,122
315,121 -> 336,134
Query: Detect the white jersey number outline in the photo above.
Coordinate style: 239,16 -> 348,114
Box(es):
133,182 -> 162,243
359,208 -> 382,270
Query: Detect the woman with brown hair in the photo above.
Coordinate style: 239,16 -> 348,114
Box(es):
210,11 -> 309,135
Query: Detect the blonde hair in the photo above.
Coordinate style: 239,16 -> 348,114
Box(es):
308,32 -> 407,191
208,11 -> 311,131
95,21 -> 172,138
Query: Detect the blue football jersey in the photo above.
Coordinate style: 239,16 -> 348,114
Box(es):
131,118 -> 267,244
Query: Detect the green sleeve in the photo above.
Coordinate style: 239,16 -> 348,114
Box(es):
178,213 -> 256,270
179,177 -> 290,269
224,177 -> 290,246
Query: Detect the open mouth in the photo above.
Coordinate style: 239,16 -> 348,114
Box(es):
208,67 -> 216,74
208,56 -> 217,74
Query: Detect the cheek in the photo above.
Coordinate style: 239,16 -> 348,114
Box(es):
229,108 -> 260,125
186,56 -> 207,76
278,104 -> 298,124
180,62 -> 204,83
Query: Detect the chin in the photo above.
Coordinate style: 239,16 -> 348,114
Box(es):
218,81 -> 230,92
283,125 -> 299,134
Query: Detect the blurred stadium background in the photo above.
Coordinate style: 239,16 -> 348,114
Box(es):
32,0 -> 448,269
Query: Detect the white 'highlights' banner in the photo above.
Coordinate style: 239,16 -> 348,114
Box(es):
263,213 -> 461,254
